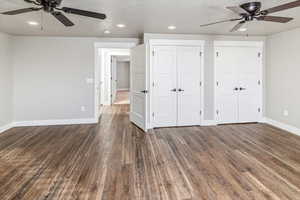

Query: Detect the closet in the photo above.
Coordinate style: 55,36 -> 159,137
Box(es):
215,42 -> 263,124
151,44 -> 203,128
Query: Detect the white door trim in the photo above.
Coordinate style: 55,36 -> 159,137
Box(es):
214,41 -> 264,48
94,41 -> 138,121
213,40 -> 264,124
148,39 -> 205,128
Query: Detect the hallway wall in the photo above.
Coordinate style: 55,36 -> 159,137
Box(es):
117,61 -> 130,90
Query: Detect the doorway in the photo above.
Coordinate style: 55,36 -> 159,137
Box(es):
111,55 -> 130,105
94,42 -> 147,131
94,42 -> 137,119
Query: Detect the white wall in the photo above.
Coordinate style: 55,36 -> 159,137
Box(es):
12,37 -> 138,122
117,61 -> 130,90
2,33 -> 267,127
266,28 -> 300,129
144,33 -> 266,122
0,32 -> 13,130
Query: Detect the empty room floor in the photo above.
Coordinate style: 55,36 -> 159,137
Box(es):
0,105 -> 300,199
114,90 -> 130,105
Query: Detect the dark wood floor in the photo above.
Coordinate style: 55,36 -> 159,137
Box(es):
0,105 -> 300,200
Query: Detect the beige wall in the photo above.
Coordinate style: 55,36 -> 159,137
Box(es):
12,36 -> 138,122
4,30 -> 299,128
0,32 -> 13,129
117,61 -> 130,90
266,28 -> 300,129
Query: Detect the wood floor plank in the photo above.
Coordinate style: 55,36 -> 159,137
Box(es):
0,104 -> 300,200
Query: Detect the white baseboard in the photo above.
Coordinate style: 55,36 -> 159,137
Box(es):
202,120 -> 217,126
264,117 -> 300,136
0,123 -> 14,134
13,118 -> 98,127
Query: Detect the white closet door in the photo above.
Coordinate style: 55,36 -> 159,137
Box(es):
237,47 -> 262,123
177,46 -> 201,126
215,47 -> 239,124
153,46 -> 177,127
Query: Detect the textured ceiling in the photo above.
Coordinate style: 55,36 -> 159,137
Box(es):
0,0 -> 300,37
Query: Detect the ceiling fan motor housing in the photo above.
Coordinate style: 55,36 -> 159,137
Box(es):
35,0 -> 62,12
240,2 -> 262,15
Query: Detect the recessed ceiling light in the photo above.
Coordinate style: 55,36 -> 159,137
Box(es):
27,21 -> 39,26
104,30 -> 111,34
116,24 -> 126,28
238,28 -> 247,32
168,25 -> 176,30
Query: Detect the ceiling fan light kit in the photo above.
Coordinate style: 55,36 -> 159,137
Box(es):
200,0 -> 300,32
1,0 -> 106,27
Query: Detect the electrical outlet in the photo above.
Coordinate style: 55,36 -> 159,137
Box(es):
86,78 -> 94,84
81,106 -> 86,112
283,109 -> 289,117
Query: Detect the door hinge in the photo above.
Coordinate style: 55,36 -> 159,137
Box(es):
200,111 -> 202,115
258,108 -> 261,113
216,81 -> 219,86
110,77 -> 113,80
216,52 -> 219,57
216,110 -> 219,115
258,80 -> 261,85
200,81 -> 202,87
152,50 -> 155,57
258,52 -> 261,58
152,82 -> 155,87
152,112 -> 155,118
200,52 -> 203,57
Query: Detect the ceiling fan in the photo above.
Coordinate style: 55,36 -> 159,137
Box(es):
200,0 -> 300,32
1,0 -> 107,27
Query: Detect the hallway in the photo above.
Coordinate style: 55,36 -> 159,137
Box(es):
114,90 -> 130,105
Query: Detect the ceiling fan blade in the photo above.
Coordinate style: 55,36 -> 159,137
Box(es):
230,21 -> 245,32
52,11 -> 74,27
226,6 -> 247,15
61,7 -> 106,20
257,16 -> 294,23
200,18 -> 241,27
1,7 -> 41,15
261,0 -> 300,14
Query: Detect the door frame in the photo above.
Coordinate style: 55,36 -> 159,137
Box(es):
94,41 -> 138,121
148,39 -> 205,128
213,41 -> 264,124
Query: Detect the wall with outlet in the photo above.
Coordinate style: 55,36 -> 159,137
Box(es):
0,33 -> 13,129
12,36 -> 138,122
266,27 -> 300,129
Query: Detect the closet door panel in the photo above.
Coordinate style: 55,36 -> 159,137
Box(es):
237,47 -> 262,123
177,46 -> 201,126
215,47 -> 239,124
153,46 -> 177,127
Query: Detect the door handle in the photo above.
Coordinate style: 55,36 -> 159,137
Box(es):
239,87 -> 246,91
178,88 -> 184,92
171,88 -> 177,92
234,87 -> 239,91
140,90 -> 148,94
